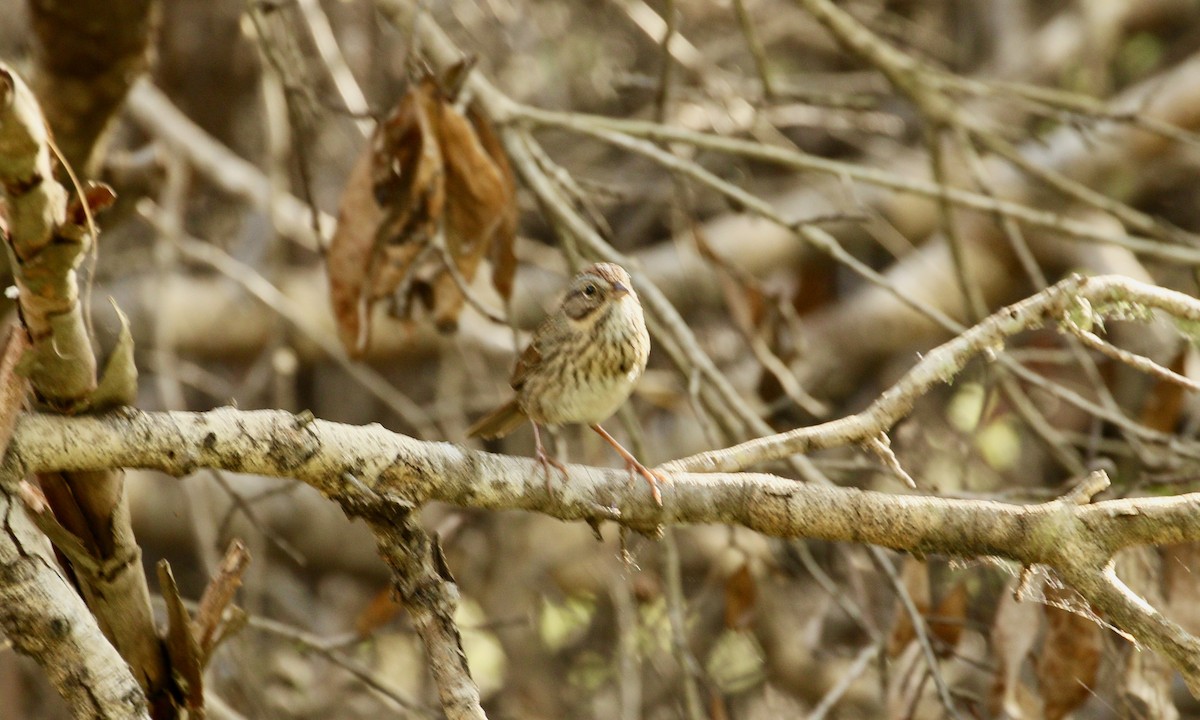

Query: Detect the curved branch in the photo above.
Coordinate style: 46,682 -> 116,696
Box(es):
665,274 -> 1200,473
10,409 -> 1197,559
0,63 -> 169,710
8,405 -> 1200,690
0,491 -> 150,719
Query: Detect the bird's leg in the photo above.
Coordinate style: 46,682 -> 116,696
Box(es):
590,423 -> 667,506
532,422 -> 569,493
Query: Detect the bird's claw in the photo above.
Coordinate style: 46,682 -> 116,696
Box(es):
624,459 -> 669,506
535,445 -> 570,495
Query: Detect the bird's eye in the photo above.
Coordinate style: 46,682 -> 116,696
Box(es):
583,284 -> 597,296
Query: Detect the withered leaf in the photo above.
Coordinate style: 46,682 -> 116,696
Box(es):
355,586 -> 403,638
372,75 -> 445,247
466,103 -> 518,302
1037,585 -> 1102,720
65,181 -> 116,227
928,580 -> 969,656
723,562 -> 757,630
886,557 -> 931,657
326,68 -> 518,355
158,560 -> 205,712
328,148 -> 381,354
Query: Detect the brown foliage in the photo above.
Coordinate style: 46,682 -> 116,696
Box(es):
328,68 -> 517,356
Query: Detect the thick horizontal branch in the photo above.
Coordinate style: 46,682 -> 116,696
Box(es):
5,407 -> 1199,559
11,405 -> 1200,691
9,406 -> 1200,687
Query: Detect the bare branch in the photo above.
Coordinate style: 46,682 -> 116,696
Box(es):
665,274 -> 1200,474
0,62 -> 170,712
0,491 -> 151,719
10,406 -> 1200,689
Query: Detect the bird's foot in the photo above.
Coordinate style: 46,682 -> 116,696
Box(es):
591,423 -> 669,506
535,445 -> 571,494
624,458 -> 668,506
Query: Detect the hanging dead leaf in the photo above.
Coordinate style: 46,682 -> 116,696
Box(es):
469,104 -> 518,302
372,75 -> 445,250
84,300 -> 137,412
723,562 -> 757,630
355,586 -> 403,638
326,66 -> 518,354
1140,348 -> 1188,433
1037,585 -> 1102,720
928,580 -> 968,655
64,181 -> 116,228
328,149 -> 382,354
886,557 -> 931,657
441,102 -> 507,264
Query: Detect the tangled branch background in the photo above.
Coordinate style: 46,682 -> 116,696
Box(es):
6,0 -> 1200,718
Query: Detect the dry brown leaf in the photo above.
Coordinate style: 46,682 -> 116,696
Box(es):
158,560 -> 205,713
1139,348 -> 1188,433
1037,585 -> 1102,720
928,580 -> 969,655
370,76 -> 447,327
327,69 -> 518,351
63,181 -> 116,227
468,104 -> 518,301
723,562 -> 757,630
355,586 -> 403,638
372,75 -> 445,243
85,301 -> 137,412
328,149 -> 383,355
440,105 -> 506,259
886,557 -> 931,657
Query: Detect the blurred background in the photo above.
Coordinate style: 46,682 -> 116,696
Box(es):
5,0 -> 1200,717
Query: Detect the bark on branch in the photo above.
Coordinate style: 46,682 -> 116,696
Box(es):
666,273 -> 1198,473
0,63 -> 169,714
8,404 -> 1200,692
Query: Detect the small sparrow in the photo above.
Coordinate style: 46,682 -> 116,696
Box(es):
468,262 -> 667,504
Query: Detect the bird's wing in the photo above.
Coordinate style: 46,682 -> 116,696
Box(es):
510,340 -> 541,391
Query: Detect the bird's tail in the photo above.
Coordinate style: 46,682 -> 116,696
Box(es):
467,400 -> 527,439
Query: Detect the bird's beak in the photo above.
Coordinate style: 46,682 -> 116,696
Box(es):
612,281 -> 631,297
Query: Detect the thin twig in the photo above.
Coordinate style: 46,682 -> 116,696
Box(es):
138,201 -> 439,438
872,550 -> 962,718
663,528 -> 706,720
